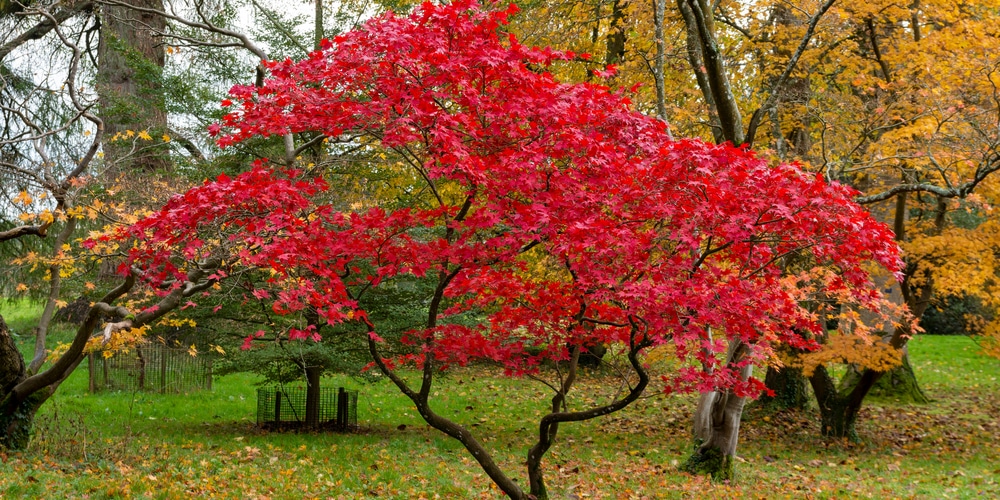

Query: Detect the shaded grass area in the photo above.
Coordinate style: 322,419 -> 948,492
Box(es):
1,302 -> 998,498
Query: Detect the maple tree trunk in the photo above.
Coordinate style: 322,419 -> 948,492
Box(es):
526,338 -> 650,499
367,300 -> 651,499
683,384 -> 748,480
364,268 -> 529,499
304,365 -> 322,428
682,341 -> 750,480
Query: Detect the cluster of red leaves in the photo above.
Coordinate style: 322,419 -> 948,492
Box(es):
108,0 -> 901,398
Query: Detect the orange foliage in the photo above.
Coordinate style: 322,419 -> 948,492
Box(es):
795,334 -> 903,377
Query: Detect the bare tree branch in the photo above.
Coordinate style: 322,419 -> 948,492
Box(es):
0,1 -> 94,63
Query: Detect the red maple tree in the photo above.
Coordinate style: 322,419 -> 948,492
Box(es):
103,1 -> 902,497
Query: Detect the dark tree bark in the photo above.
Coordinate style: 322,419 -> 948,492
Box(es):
1,303 -> 110,449
304,365 -> 322,428
808,197 -> 943,439
808,364 -> 858,439
0,315 -> 26,401
98,0 -> 169,173
605,0 -> 627,66
676,0 -> 723,142
678,0 -> 744,145
757,364 -> 810,411
809,248 -> 936,440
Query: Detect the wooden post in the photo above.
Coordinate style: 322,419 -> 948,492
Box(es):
102,353 -> 109,389
88,352 -> 96,392
337,387 -> 348,431
159,346 -> 167,393
137,347 -> 147,390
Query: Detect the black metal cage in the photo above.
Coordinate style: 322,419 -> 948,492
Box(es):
256,386 -> 357,431
88,345 -> 212,393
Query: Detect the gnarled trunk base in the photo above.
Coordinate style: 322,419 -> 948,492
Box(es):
682,341 -> 751,481
817,397 -> 858,441
839,351 -> 929,404
0,391 -> 47,450
682,442 -> 736,480
1,313 -> 38,450
810,365 -> 863,441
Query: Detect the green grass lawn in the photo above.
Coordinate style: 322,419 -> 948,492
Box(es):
2,302 -> 998,498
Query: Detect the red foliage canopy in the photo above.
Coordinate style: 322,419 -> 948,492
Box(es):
108,0 -> 901,397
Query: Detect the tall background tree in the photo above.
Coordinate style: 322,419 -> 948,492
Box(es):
0,0 -> 330,449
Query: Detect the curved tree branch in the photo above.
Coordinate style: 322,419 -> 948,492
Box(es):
855,153 -> 1000,204
0,1 -> 94,63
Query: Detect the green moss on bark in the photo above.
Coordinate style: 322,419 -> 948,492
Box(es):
680,445 -> 736,481
0,391 -> 45,450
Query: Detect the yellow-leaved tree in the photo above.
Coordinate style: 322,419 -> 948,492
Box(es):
503,0 -> 1000,449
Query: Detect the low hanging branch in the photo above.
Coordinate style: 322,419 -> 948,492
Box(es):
7,259 -> 220,405
855,153 -> 1000,204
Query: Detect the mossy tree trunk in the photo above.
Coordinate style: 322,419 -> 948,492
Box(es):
682,340 -> 750,481
98,0 -> 169,174
0,314 -> 31,449
2,267 -> 214,449
808,364 -> 860,440
839,348 -> 929,404
756,365 -> 809,411
1,311 -> 86,450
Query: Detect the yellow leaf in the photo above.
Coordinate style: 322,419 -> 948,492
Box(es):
13,191 -> 32,205
55,300 -> 67,308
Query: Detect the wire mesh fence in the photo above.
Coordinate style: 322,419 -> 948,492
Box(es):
256,386 -> 358,431
88,345 -> 213,393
